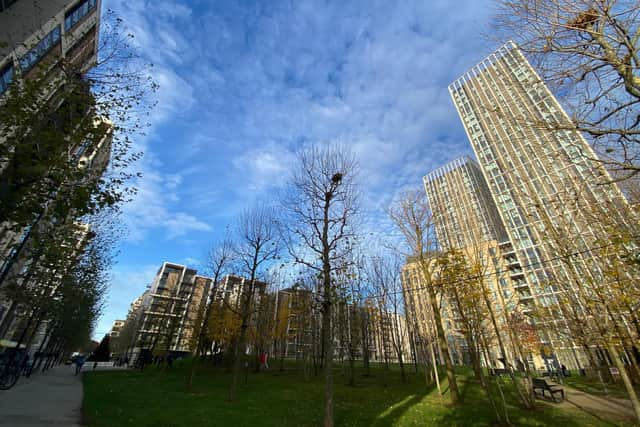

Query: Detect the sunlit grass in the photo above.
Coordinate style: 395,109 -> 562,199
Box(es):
83,360 -> 632,427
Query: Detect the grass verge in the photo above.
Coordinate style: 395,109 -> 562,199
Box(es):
83,360 -> 633,426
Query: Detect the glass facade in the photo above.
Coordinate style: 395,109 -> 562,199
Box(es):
448,42 -> 631,339
0,62 -> 12,95
64,0 -> 97,31
424,156 -> 508,249
19,25 -> 61,71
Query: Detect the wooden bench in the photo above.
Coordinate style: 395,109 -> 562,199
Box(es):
532,378 -> 564,402
491,368 -> 510,376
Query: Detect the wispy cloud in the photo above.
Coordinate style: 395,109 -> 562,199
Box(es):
99,0 -> 497,332
123,166 -> 212,241
94,263 -> 159,337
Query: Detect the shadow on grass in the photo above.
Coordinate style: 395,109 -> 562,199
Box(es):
333,368 -> 436,427
370,393 -> 430,426
84,361 -> 628,427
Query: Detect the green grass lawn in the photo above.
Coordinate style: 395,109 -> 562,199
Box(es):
83,360 -> 632,427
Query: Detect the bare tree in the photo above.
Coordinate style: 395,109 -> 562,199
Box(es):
229,204 -> 280,401
401,265 -> 440,388
388,189 -> 461,405
368,252 -> 409,382
187,238 -> 234,388
283,144 -> 358,427
494,0 -> 640,179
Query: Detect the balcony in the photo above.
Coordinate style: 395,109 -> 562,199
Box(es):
512,280 -> 528,289
517,292 -> 534,301
509,267 -> 524,278
518,299 -> 534,311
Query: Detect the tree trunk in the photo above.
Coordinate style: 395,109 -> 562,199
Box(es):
322,297 -> 333,427
230,277 -> 256,401
606,342 -> 640,423
480,329 -> 510,425
430,339 -> 442,395
426,285 -> 459,404
466,332 -> 482,381
230,314 -> 248,401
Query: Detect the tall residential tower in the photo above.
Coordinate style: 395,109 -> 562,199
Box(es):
424,156 -> 508,249
447,42 -> 633,366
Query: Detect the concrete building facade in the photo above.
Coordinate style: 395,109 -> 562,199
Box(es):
420,156 -> 533,367
0,0 -> 110,349
109,320 -> 124,338
134,262 -> 211,358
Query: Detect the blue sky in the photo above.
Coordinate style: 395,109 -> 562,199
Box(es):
94,0 -> 498,338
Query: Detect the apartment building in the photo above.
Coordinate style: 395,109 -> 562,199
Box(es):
111,293 -> 146,358
272,286 -> 410,364
0,0 -> 101,91
0,0 -> 110,343
441,41 -> 636,368
424,156 -> 508,248
415,156 -> 534,368
133,263 -> 211,358
109,320 -> 125,338
272,286 -> 315,359
212,274 -> 268,310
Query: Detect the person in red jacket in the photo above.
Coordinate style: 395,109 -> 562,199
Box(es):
259,352 -> 269,370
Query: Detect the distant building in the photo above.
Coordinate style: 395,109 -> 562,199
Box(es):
109,320 -> 125,338
271,286 -> 316,360
213,274 -> 268,310
132,262 -> 211,358
271,286 -> 410,364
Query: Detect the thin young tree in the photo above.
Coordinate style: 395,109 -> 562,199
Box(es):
283,144 -> 359,427
187,238 -> 233,388
368,252 -> 409,382
388,189 -> 461,405
437,248 -> 512,423
532,189 -> 640,421
332,259 -> 363,386
229,204 -> 280,401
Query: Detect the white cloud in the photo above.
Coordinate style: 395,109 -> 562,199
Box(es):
123,166 -> 212,242
183,257 -> 201,267
232,142 -> 296,192
94,264 -> 159,338
96,0 -> 500,333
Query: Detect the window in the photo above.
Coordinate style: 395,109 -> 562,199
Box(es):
72,139 -> 93,159
20,26 -> 61,71
0,0 -> 21,12
0,62 -> 13,95
64,0 -> 97,31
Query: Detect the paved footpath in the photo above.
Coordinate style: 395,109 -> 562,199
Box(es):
0,365 -> 83,426
559,384 -> 636,423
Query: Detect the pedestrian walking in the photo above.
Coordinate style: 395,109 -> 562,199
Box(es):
73,355 -> 86,376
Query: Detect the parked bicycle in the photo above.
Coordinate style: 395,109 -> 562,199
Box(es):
0,349 -> 29,390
